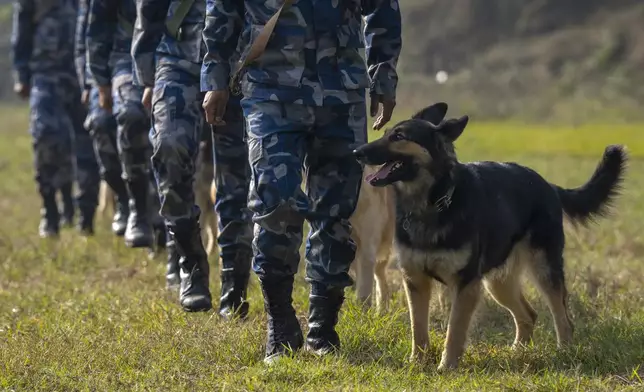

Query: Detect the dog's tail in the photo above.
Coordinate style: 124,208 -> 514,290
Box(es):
554,145 -> 627,225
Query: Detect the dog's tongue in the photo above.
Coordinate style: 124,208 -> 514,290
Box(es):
365,162 -> 396,184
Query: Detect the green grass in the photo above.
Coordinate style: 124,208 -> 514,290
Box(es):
2,106 -> 644,391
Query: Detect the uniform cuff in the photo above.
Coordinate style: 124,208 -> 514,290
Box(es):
91,72 -> 112,88
133,53 -> 156,87
368,63 -> 398,100
13,69 -> 30,86
200,62 -> 232,92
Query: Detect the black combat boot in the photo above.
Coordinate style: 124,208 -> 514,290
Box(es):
261,276 -> 304,364
124,177 -> 154,248
219,265 -> 251,320
39,189 -> 60,238
103,171 -> 129,236
165,236 -> 180,290
59,182 -> 75,228
169,218 -> 212,312
305,283 -> 345,356
77,205 -> 96,236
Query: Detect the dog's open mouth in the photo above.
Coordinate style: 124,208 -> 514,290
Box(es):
365,161 -> 404,186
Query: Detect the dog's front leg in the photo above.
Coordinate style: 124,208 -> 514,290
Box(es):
438,279 -> 482,371
402,270 -> 433,362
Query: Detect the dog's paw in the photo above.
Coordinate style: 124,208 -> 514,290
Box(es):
437,355 -> 459,372
408,350 -> 430,365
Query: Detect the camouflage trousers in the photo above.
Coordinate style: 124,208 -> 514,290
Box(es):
209,105 -> 253,269
86,67 -> 152,183
85,86 -> 120,179
150,60 -> 252,261
112,62 -> 153,182
241,99 -> 367,288
30,72 -> 99,213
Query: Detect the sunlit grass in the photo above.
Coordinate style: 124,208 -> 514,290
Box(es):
1,106 -> 643,390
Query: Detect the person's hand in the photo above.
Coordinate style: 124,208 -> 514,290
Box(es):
142,86 -> 153,113
370,94 -> 396,130
98,85 -> 113,113
81,89 -> 90,106
203,90 -> 229,126
13,82 -> 29,100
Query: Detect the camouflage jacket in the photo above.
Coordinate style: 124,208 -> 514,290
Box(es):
11,0 -> 78,85
131,0 -> 207,88
86,0 -> 137,87
74,0 -> 91,90
201,0 -> 402,106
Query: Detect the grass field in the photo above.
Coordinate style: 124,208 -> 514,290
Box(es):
1,105 -> 644,391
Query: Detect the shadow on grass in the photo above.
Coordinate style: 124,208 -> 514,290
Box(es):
337,298 -> 644,379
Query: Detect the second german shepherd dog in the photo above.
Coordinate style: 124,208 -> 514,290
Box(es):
353,102 -> 627,370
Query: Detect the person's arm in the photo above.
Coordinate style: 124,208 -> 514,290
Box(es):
131,0 -> 171,87
74,0 -> 91,90
362,0 -> 402,101
86,0 -> 117,88
200,0 -> 244,92
10,0 -> 35,87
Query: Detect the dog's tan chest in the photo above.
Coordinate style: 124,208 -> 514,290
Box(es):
394,242 -> 471,285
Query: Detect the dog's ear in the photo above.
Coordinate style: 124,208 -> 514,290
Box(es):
411,102 -> 448,125
438,115 -> 469,142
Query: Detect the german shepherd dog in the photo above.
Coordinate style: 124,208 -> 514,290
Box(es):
353,102 -> 627,370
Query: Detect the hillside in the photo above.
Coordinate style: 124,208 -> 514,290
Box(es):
2,1 -> 644,122
398,0 -> 644,122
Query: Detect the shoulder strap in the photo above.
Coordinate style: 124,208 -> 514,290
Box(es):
166,0 -> 194,40
229,0 -> 294,93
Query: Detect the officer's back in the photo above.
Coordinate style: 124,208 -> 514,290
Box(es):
13,0 -> 78,75
238,0 -> 373,106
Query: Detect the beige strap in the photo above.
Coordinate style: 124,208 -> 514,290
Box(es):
229,0 -> 294,93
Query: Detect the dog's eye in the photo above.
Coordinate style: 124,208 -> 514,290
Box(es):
390,133 -> 404,142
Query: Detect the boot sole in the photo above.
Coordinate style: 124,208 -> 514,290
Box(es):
181,304 -> 213,312
125,237 -> 154,248
181,296 -> 213,312
305,344 -> 339,357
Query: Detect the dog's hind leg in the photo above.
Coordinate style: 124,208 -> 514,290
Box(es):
402,271 -> 433,362
483,276 -> 537,348
439,279 -> 482,371
437,285 -> 451,313
526,250 -> 574,347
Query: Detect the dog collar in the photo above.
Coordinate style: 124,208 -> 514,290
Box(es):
433,185 -> 454,212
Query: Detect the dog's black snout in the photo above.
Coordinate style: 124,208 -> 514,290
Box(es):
353,147 -> 365,161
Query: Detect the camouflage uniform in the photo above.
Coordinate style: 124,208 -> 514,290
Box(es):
202,0 -> 402,361
12,0 -> 100,237
132,0 -> 253,314
75,0 -> 129,236
86,0 -> 160,248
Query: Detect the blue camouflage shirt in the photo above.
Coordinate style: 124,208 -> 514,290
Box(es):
200,0 -> 402,106
130,0 -> 206,88
86,0 -> 138,87
11,0 -> 78,85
